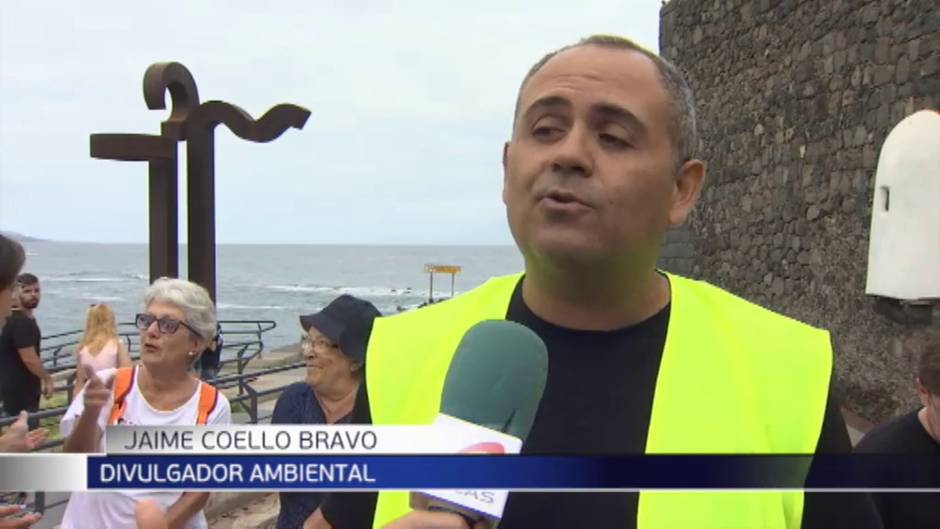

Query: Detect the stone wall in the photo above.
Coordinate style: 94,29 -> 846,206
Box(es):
658,226 -> 694,276
660,0 -> 940,422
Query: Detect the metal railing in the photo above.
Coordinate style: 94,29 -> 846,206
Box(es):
1,319 -> 289,516
0,361 -> 305,516
0,361 -> 304,435
8,318 -> 281,414
226,361 -> 306,424
40,320 -> 276,373
34,320 -> 277,400
40,325 -> 137,373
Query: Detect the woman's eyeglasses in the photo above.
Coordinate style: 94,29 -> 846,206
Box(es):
301,336 -> 339,352
135,313 -> 200,337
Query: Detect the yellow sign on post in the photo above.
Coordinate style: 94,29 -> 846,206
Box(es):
424,264 -> 462,274
424,264 -> 462,303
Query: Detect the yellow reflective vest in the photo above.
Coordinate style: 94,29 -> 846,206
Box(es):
365,272 -> 832,529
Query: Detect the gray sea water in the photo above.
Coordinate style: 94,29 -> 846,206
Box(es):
17,242 -> 524,348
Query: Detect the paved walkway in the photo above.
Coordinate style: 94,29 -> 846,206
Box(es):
210,494 -> 278,529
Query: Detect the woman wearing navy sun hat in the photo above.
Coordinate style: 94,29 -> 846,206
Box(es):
272,294 -> 381,529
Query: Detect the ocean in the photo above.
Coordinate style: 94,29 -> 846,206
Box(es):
17,242 -> 524,349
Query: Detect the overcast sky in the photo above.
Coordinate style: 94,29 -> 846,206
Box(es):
0,1 -> 662,244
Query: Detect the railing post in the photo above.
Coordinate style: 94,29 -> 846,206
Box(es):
34,492 -> 45,515
256,322 -> 264,359
66,373 -> 76,404
238,344 -> 247,395
245,383 -> 259,424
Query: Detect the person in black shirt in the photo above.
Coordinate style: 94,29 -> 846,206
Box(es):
0,236 -> 51,454
0,273 -> 53,430
855,336 -> 940,529
310,35 -> 881,529
0,235 -> 49,454
0,238 -> 49,528
196,323 -> 223,381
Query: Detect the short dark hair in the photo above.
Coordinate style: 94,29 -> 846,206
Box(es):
0,235 -> 26,291
919,334 -> 940,395
16,273 -> 38,287
513,35 -> 699,166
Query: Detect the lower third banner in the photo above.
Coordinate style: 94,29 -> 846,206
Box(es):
85,455 -> 940,491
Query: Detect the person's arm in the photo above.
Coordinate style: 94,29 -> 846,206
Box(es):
63,409 -> 104,453
16,346 -> 53,397
135,500 -> 168,529
0,505 -> 42,528
800,386 -> 883,529
62,367 -> 110,453
117,340 -> 133,368
164,492 -> 210,529
163,395 -> 230,528
0,411 -> 48,452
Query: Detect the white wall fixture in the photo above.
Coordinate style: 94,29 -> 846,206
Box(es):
866,109 -> 940,302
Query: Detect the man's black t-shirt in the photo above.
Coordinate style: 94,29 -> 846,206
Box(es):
321,281 -> 881,529
854,410 -> 940,529
0,309 -> 41,400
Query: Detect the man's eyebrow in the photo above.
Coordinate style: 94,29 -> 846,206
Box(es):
521,96 -> 572,124
592,103 -> 648,138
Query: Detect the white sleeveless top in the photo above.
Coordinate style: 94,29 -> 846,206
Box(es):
60,368 -> 231,529
77,339 -> 120,373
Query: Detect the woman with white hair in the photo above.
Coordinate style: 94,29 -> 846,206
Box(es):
60,277 -> 231,529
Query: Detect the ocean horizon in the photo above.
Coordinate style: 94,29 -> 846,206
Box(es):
16,242 -> 525,349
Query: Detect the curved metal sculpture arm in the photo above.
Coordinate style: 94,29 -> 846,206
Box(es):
182,101 -> 310,142
143,62 -> 201,138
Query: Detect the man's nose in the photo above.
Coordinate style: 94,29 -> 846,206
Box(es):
550,126 -> 593,178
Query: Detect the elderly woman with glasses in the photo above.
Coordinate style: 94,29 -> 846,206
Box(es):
271,294 -> 380,529
60,277 -> 231,529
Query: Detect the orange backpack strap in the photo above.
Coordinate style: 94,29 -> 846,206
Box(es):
108,366 -> 137,426
196,382 -> 220,425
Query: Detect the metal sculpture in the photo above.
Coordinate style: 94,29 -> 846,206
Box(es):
90,62 -> 310,300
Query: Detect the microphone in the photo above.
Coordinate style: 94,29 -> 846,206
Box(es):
414,320 -> 548,525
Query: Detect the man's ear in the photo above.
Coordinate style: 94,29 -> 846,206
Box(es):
668,158 -> 707,227
917,377 -> 930,406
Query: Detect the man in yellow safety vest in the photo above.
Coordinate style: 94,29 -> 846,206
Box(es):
309,35 -> 881,529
